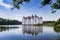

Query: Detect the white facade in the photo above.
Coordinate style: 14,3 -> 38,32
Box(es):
22,15 -> 43,25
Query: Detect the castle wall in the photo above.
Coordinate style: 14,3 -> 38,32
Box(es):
22,15 -> 43,25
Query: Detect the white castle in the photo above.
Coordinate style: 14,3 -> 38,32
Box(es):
22,15 -> 43,25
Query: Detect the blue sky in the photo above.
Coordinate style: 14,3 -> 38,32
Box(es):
0,0 -> 60,21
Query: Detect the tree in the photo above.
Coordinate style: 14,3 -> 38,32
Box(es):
12,0 -> 30,10
12,0 -> 60,13
41,0 -> 60,13
0,17 -> 22,25
54,18 -> 60,26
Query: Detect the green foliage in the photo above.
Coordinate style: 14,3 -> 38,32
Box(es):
41,0 -> 51,6
54,27 -> 60,33
54,18 -> 60,26
52,10 -> 56,13
23,0 -> 30,3
41,0 -> 60,13
12,0 -> 30,10
43,21 -> 55,26
0,27 -> 18,32
57,0 -> 60,3
12,0 -> 60,13
0,17 -> 22,25
43,18 -> 60,27
57,18 -> 60,21
51,3 -> 60,9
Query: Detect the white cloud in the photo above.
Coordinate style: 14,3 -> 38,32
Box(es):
0,0 -> 3,2
0,0 -> 13,9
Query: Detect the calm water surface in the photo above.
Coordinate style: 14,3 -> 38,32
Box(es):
0,25 -> 60,40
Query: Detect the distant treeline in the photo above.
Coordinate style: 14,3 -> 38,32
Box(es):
0,18 -> 22,25
43,21 -> 55,26
43,18 -> 60,27
43,21 -> 55,23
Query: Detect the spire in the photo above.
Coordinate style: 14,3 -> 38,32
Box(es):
32,15 -> 34,18
40,17 -> 42,19
32,15 -> 33,17
23,16 -> 25,18
35,14 -> 37,17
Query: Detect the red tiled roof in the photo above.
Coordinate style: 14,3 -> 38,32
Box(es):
23,15 -> 42,19
27,16 -> 31,19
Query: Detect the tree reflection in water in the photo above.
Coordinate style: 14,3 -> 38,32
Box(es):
54,27 -> 60,33
22,25 -> 43,36
0,26 -> 18,32
54,27 -> 60,40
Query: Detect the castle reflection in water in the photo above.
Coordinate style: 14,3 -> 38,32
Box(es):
22,25 -> 43,35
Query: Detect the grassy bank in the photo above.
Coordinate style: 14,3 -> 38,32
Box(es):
43,22 -> 60,27
43,19 -> 60,27
43,22 -> 55,26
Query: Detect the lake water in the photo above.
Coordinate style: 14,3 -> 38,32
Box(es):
0,25 -> 60,40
